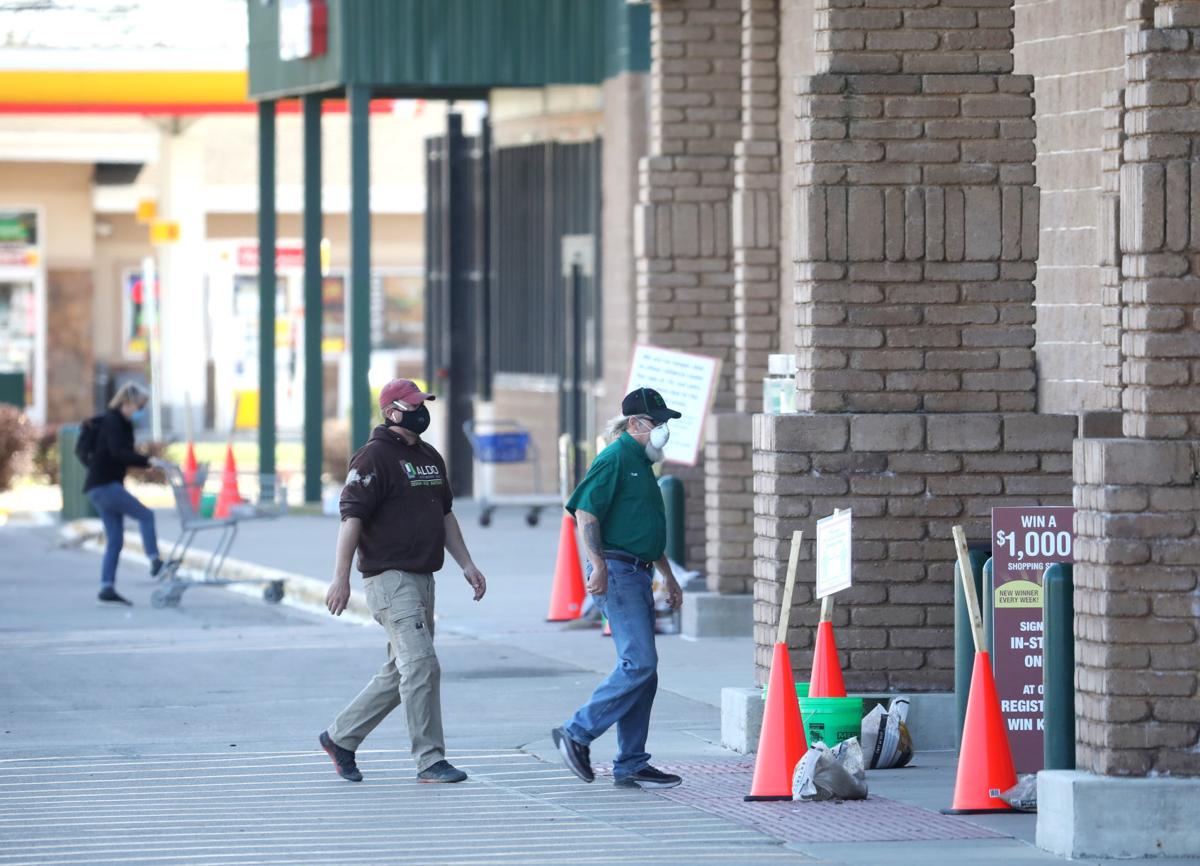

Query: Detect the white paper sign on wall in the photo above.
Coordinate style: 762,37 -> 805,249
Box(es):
816,510 -> 853,599
625,344 -> 721,466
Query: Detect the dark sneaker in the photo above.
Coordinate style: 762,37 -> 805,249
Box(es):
319,731 -> 362,782
417,760 -> 468,783
150,557 -> 164,577
614,766 -> 682,790
97,587 -> 132,607
552,726 -> 594,783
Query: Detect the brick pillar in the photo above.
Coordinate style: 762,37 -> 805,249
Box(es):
733,0 -> 781,413
46,269 -> 95,424
703,0 -> 781,593
1073,0 -> 1200,779
753,0 -> 1078,687
637,0 -> 743,568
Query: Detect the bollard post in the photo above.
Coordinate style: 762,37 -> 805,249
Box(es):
982,557 -> 995,656
58,424 -> 97,521
1043,562 -> 1075,770
658,475 -> 685,568
954,545 -> 991,747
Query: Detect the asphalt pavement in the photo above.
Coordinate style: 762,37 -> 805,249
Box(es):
1,503 -> 1186,866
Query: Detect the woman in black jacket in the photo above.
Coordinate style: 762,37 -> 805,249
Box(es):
84,383 -> 166,606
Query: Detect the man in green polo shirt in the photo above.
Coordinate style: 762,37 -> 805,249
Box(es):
551,387 -> 685,790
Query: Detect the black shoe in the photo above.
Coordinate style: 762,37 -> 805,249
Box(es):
417,760 -> 468,783
319,731 -> 362,782
614,766 -> 682,789
97,587 -> 132,607
150,557 -> 164,577
552,726 -> 594,783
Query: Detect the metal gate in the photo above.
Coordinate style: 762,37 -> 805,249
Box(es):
490,139 -> 602,487
426,129 -> 601,494
425,113 -> 489,496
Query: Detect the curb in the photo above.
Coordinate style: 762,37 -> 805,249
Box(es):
60,519 -> 372,621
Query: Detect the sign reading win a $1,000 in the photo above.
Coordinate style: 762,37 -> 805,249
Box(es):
990,505 -> 1074,774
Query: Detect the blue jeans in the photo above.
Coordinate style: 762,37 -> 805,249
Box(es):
86,482 -> 160,589
564,557 -> 659,780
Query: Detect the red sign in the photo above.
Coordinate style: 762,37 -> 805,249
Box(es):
236,244 -> 305,270
990,506 -> 1075,774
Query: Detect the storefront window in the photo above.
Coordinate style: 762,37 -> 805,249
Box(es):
122,269 -> 155,359
372,272 -> 424,351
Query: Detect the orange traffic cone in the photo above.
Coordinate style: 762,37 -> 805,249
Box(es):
213,444 -> 242,519
546,514 -> 586,621
182,441 -> 201,511
945,650 -> 1016,813
745,642 -> 808,801
809,621 -> 847,697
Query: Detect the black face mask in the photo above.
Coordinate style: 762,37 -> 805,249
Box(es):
388,404 -> 430,435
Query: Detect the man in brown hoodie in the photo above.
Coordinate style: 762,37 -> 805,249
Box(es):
319,378 -> 487,784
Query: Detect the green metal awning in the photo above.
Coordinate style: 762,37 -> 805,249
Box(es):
247,0 -> 649,101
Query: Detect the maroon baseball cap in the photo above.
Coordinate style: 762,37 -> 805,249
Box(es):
379,378 -> 435,411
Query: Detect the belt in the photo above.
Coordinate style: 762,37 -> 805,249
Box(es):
603,550 -> 654,571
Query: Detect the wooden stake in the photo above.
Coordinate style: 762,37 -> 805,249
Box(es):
184,391 -> 194,444
952,524 -> 985,653
227,393 -> 240,447
819,594 -> 834,624
776,530 -> 804,646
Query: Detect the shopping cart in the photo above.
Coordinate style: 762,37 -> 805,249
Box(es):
462,420 -> 562,527
150,462 -> 285,608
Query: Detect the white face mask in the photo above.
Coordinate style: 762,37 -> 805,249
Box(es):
649,423 -> 670,450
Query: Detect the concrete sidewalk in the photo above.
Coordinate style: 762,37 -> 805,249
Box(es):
9,505 -> 1178,864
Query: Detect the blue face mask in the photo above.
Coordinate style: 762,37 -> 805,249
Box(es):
132,407 -> 147,422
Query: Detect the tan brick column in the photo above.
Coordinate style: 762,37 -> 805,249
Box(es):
794,1 -> 1039,413
637,0 -> 743,568
703,0 -> 781,593
1073,0 -> 1200,778
753,0 -> 1078,687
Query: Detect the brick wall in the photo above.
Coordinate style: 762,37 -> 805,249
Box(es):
753,412 -> 1074,687
1014,0 -> 1126,413
705,412 -> 755,592
1072,0 -> 1200,779
601,73 -> 650,410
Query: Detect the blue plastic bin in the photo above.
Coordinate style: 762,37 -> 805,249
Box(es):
473,431 -> 530,463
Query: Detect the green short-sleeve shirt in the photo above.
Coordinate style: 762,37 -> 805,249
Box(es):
565,432 -> 666,563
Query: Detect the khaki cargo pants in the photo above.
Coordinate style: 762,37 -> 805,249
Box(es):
326,569 -> 445,771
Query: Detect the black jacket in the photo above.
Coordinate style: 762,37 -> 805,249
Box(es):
83,409 -> 150,492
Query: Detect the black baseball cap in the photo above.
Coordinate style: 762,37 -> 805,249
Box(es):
622,387 -> 681,424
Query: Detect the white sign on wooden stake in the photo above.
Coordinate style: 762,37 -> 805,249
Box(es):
815,509 -> 853,599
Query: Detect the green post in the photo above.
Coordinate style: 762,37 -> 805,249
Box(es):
1044,562 -> 1076,770
658,475 -> 685,567
983,557 -> 995,655
257,99 -> 277,504
58,425 -> 96,521
954,546 -> 991,747
302,94 -> 323,504
349,84 -> 372,450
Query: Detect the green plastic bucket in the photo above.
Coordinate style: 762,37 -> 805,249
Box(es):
761,681 -> 810,700
798,696 -> 863,746
200,493 -> 217,519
